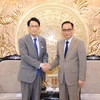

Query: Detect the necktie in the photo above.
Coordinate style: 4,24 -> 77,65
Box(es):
64,41 -> 69,58
34,38 -> 40,76
34,38 -> 38,56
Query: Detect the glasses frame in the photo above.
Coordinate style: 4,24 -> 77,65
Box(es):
62,28 -> 73,32
29,25 -> 39,28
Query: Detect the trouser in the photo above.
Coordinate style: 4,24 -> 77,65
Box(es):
20,74 -> 42,100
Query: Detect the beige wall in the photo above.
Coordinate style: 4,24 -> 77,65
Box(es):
0,60 -> 100,94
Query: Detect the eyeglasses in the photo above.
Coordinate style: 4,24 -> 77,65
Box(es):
62,28 -> 73,32
29,25 -> 39,28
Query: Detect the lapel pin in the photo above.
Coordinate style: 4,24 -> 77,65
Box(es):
41,46 -> 44,48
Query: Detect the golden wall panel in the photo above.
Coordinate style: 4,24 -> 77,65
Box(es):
0,0 -> 100,58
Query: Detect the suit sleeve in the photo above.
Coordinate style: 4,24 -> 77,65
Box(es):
50,41 -> 59,70
78,41 -> 87,81
19,38 -> 41,68
42,39 -> 48,63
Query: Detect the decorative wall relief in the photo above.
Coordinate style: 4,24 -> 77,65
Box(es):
0,1 -> 23,57
15,2 -> 89,63
0,0 -> 100,58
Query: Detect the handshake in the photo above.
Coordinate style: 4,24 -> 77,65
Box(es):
41,63 -> 51,72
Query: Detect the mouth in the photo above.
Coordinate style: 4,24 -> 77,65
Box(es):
65,35 -> 69,36
32,30 -> 37,33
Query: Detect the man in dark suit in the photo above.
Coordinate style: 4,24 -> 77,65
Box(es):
18,17 -> 48,100
46,21 -> 87,100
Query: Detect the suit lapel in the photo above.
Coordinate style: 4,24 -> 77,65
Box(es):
38,36 -> 43,57
66,37 -> 76,58
60,39 -> 65,60
26,34 -> 37,57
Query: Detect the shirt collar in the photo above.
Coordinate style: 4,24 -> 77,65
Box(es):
65,36 -> 73,43
30,34 -> 39,41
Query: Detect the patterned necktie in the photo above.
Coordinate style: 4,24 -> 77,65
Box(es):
64,41 -> 69,58
34,38 -> 38,56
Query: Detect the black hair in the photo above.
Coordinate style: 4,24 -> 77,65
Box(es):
61,21 -> 74,29
27,17 -> 40,26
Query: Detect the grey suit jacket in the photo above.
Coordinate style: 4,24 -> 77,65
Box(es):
18,34 -> 48,83
50,37 -> 87,85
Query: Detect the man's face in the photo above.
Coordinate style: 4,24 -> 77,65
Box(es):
28,21 -> 40,37
62,23 -> 74,40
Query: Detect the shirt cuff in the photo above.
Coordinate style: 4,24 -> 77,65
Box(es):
38,63 -> 42,69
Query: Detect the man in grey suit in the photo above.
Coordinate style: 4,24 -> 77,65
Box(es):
18,17 -> 48,100
46,21 -> 87,100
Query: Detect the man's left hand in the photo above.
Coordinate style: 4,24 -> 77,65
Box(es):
78,80 -> 85,87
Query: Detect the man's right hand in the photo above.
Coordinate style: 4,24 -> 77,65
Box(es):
41,63 -> 51,72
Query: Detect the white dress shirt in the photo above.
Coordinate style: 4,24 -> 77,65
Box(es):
64,36 -> 73,55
